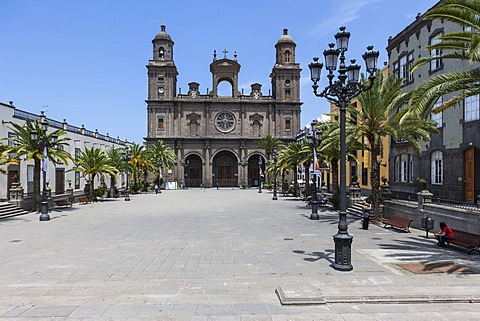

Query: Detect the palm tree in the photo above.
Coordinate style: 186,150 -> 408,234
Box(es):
282,142 -> 304,197
105,147 -> 124,198
129,143 -> 149,190
146,140 -> 176,188
256,135 -> 284,183
0,144 -> 18,174
354,73 -> 437,218
7,119 -> 71,211
409,0 -> 480,115
74,147 -> 117,200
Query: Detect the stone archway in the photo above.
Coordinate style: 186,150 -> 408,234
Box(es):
185,154 -> 203,188
213,151 -> 238,187
247,154 -> 265,187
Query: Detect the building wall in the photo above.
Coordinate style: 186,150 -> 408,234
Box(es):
387,3 -> 480,202
0,102 -> 128,200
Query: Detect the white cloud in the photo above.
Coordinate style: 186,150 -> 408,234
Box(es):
310,0 -> 382,37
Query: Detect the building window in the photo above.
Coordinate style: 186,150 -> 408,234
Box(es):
394,153 -> 413,182
285,119 -> 291,131
409,154 -> 414,183
431,150 -> 443,185
407,52 -> 414,83
430,35 -> 443,72
252,120 -> 260,137
393,61 -> 399,80
431,96 -> 443,128
285,89 -> 291,101
465,94 -> 480,122
284,50 -> 291,63
159,47 -> 165,59
27,165 -> 34,194
394,155 -> 400,182
57,145 -> 64,165
157,118 -> 164,130
75,171 -> 80,189
190,119 -> 198,136
399,54 -> 407,83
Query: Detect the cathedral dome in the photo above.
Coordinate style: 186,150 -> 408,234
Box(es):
276,29 -> 294,44
154,25 -> 172,41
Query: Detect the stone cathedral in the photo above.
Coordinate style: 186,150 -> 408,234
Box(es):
145,25 -> 302,188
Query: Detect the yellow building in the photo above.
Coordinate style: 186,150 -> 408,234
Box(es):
327,67 -> 389,194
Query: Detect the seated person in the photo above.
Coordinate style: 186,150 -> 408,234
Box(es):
434,222 -> 454,247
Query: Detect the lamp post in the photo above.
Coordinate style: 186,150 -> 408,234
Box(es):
309,26 -> 379,271
123,146 -> 131,201
182,160 -> 189,189
30,114 -> 57,221
272,148 -> 278,200
157,158 -> 162,194
258,157 -> 263,193
307,119 -> 322,220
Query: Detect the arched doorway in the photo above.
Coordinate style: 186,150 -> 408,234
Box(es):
213,151 -> 238,187
248,155 -> 264,187
184,154 -> 203,188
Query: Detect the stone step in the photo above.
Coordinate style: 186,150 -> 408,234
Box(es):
0,203 -> 30,219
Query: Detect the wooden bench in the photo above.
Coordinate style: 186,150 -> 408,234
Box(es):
446,229 -> 480,255
55,199 -> 71,208
383,215 -> 413,233
78,195 -> 92,204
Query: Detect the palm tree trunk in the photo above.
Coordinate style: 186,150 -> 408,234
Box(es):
90,173 -> 95,200
369,140 -> 382,219
33,158 -> 41,212
109,176 -> 116,198
293,166 -> 299,197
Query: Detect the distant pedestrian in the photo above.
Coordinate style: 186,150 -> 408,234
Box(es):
154,184 -> 159,194
434,222 -> 454,247
216,183 -> 219,190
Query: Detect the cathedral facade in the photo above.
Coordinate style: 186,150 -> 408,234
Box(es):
145,26 -> 302,188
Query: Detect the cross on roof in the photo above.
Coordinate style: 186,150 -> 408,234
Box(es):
222,49 -> 228,58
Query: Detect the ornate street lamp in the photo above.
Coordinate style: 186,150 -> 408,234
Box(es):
258,157 -> 263,193
123,146 -> 131,201
157,158 -> 162,194
30,114 -> 57,221
309,26 -> 379,271
306,119 -> 322,220
181,160 -> 189,189
272,147 -> 278,200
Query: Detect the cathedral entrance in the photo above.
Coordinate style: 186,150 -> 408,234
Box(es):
248,155 -> 264,187
185,155 -> 202,188
213,151 -> 238,187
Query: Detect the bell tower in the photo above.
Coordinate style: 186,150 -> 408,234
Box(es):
147,25 -> 178,100
270,29 -> 301,102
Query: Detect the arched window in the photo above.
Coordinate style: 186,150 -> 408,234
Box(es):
284,50 -> 291,63
190,119 -> 198,136
431,151 -> 443,184
159,47 -> 165,59
252,120 -> 260,137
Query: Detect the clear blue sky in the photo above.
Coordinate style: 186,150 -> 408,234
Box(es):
0,0 -> 439,144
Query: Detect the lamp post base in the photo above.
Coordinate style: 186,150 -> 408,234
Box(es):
39,201 -> 50,221
310,202 -> 319,220
332,233 -> 353,271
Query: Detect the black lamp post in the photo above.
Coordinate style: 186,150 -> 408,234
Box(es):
30,114 -> 57,221
182,160 -> 189,189
272,147 -> 278,200
307,119 -> 322,220
123,146 -> 131,201
309,26 -> 379,271
258,157 -> 263,193
157,158 -> 162,194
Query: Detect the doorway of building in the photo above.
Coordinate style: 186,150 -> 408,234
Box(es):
213,151 -> 238,187
464,148 -> 475,202
185,154 -> 203,187
55,169 -> 65,195
248,155 -> 264,187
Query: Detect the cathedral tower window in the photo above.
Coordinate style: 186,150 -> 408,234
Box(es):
284,50 -> 291,63
252,120 -> 260,137
157,117 -> 164,129
159,47 -> 165,59
285,89 -> 291,101
190,119 -> 198,136
285,119 -> 291,131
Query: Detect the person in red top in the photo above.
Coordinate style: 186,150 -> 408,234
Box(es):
434,222 -> 454,247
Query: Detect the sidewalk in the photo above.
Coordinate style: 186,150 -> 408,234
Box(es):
0,188 -> 479,320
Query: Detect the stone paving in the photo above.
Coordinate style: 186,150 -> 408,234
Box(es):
0,188 -> 479,320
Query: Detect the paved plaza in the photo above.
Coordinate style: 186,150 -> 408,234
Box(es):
0,188 -> 479,320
